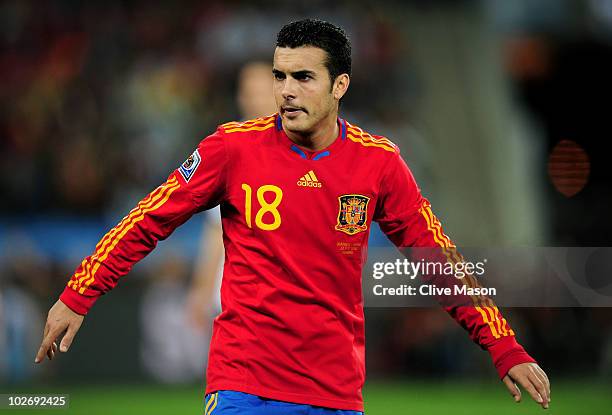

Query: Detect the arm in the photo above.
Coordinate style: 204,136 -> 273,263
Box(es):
35,129 -> 228,363
186,210 -> 224,329
374,151 -> 550,409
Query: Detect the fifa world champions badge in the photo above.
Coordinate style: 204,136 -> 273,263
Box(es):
335,194 -> 370,235
178,149 -> 201,183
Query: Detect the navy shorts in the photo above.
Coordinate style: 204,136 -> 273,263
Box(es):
204,390 -> 364,415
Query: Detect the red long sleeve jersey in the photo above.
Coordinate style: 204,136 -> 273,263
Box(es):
61,114 -> 534,411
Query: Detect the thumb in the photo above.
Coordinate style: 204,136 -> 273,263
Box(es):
502,375 -> 521,403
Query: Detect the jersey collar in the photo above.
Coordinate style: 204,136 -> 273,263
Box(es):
276,113 -> 347,161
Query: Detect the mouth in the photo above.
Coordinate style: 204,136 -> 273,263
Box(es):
281,106 -> 306,116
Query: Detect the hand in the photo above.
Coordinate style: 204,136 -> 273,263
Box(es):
34,299 -> 84,363
502,362 -> 551,409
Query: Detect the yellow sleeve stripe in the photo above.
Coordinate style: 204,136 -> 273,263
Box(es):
223,120 -> 274,131
94,180 -> 171,251
68,177 -> 181,294
67,178 -> 177,291
418,201 -> 510,339
221,114 -> 275,126
221,115 -> 276,130
79,179 -> 180,294
423,206 -> 456,249
492,305 -> 512,336
452,253 -> 508,337
67,178 -> 177,290
346,125 -> 397,148
68,176 -> 178,289
346,133 -> 396,152
345,125 -> 397,152
224,123 -> 275,134
346,129 -> 395,147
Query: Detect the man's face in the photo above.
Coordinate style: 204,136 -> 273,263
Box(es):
273,46 -> 337,135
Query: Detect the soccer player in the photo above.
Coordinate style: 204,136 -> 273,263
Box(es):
35,19 -> 551,414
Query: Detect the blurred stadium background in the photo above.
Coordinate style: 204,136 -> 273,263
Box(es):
1,0 -> 611,413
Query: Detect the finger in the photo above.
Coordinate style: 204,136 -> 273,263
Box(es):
35,323 -> 50,363
502,376 -> 521,403
530,366 -> 550,402
35,345 -> 46,363
534,365 -> 551,400
45,333 -> 54,361
60,323 -> 78,352
35,326 -> 54,364
517,375 -> 544,407
46,340 -> 58,361
527,371 -> 549,409
36,323 -> 64,363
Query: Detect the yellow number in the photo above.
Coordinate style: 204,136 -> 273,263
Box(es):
241,183 -> 283,231
255,185 -> 283,230
241,183 -> 252,228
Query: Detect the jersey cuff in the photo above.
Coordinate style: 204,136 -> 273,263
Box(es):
59,286 -> 98,315
487,336 -> 537,379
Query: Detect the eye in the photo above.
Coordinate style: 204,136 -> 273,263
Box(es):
295,74 -> 311,81
273,72 -> 285,80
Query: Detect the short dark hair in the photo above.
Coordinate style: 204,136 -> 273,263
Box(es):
276,19 -> 351,85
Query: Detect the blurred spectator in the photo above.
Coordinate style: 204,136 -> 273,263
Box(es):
139,59 -> 276,383
184,60 -> 277,367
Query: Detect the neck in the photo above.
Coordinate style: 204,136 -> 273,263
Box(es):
283,112 -> 339,152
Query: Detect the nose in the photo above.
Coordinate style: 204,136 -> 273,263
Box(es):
281,78 -> 297,101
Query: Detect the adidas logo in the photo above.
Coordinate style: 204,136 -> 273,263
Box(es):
297,170 -> 322,188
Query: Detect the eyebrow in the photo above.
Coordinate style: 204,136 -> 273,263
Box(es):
272,69 -> 316,78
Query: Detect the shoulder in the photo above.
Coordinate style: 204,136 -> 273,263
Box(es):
217,114 -> 277,137
195,114 -> 277,162
195,114 -> 277,148
344,120 -> 400,156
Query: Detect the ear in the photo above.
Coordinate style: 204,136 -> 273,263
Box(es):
333,74 -> 350,101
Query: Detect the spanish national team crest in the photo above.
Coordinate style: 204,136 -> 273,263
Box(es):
178,149 -> 201,183
335,194 -> 370,235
